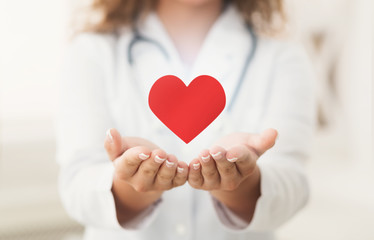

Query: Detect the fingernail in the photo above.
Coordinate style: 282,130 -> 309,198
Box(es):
165,160 -> 175,168
211,152 -> 222,159
227,157 -> 238,162
155,155 -> 166,163
193,163 -> 200,170
139,153 -> 150,160
106,129 -> 113,143
177,167 -> 184,173
201,155 -> 210,163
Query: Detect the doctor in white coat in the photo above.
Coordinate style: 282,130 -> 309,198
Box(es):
57,0 -> 315,239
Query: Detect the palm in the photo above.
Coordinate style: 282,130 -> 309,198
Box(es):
121,136 -> 160,151
214,129 -> 277,158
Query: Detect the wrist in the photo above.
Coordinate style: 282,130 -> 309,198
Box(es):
112,176 -> 163,224
210,166 -> 261,222
113,175 -> 163,205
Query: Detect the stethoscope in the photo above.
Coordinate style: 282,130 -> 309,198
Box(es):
127,24 -> 258,113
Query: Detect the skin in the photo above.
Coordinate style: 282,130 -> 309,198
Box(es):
188,130 -> 278,222
157,0 -> 223,65
106,129 -> 188,224
108,0 -> 278,225
108,128 -> 277,224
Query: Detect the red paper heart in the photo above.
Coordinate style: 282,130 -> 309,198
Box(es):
148,75 -> 226,143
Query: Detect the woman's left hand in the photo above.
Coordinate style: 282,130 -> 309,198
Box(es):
187,129 -> 278,221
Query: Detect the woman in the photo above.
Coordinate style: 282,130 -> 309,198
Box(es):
57,0 -> 315,239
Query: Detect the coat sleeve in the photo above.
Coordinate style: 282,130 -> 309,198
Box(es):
212,42 -> 316,232
56,34 -> 162,230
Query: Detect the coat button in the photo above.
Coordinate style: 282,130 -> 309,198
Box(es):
175,223 -> 186,235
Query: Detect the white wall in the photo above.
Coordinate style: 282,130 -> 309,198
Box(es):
0,0 -> 79,237
278,0 -> 374,239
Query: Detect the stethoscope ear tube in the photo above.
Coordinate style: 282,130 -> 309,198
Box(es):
128,28 -> 170,65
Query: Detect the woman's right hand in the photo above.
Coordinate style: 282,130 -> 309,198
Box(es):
105,128 -> 188,192
104,128 -> 188,224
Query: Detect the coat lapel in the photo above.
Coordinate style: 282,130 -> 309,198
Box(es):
189,5 -> 255,112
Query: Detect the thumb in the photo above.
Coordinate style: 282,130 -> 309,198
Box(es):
104,128 -> 123,161
249,128 -> 278,157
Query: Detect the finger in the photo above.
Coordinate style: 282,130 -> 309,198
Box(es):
154,154 -> 178,190
114,146 -> 151,180
211,145 -> 238,178
188,158 -> 203,189
210,145 -> 241,191
104,128 -> 123,161
249,128 -> 278,156
135,149 -> 167,187
199,149 -> 220,190
173,161 -> 188,187
226,145 -> 256,177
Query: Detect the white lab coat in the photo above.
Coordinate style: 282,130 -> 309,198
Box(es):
57,5 -> 315,240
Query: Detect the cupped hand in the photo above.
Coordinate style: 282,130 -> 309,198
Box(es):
105,129 -> 188,193
188,129 -> 278,192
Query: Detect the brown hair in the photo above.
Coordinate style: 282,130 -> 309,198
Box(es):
72,0 -> 284,35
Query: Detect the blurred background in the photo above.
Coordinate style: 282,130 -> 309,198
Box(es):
0,0 -> 372,239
